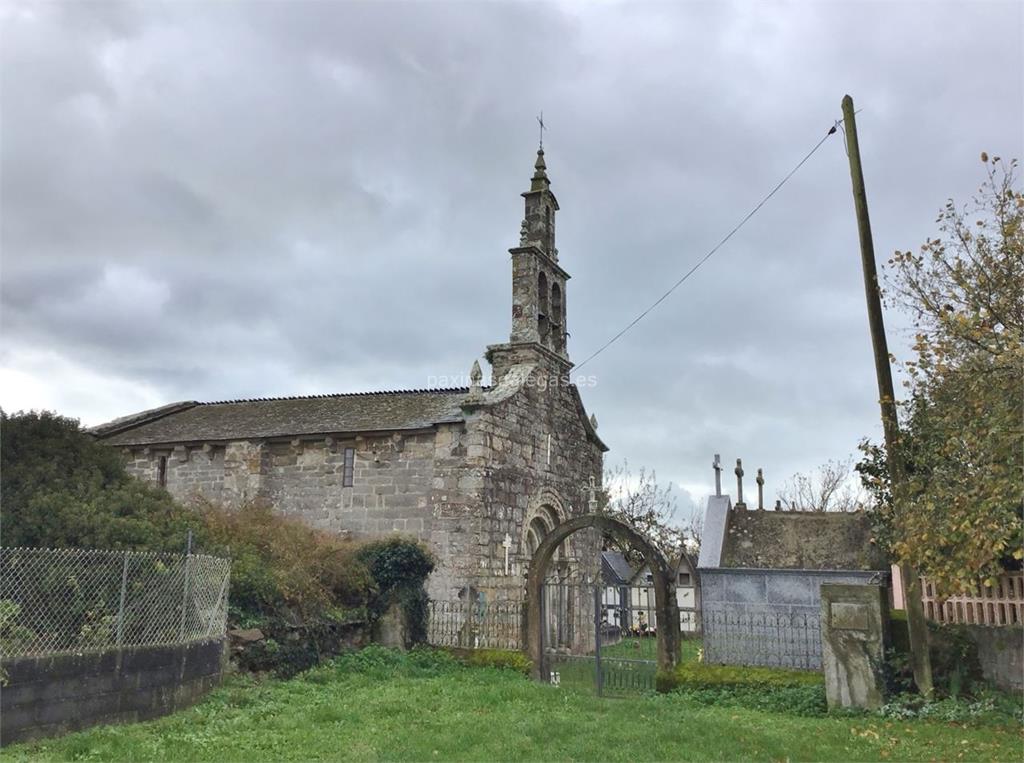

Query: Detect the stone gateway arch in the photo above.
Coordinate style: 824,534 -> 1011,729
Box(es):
525,513 -> 682,681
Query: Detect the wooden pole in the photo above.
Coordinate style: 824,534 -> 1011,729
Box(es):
842,94 -> 933,697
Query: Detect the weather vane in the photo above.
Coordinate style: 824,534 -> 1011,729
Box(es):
537,111 -> 546,150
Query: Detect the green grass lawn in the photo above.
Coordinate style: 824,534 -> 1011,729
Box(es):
7,648 -> 1021,762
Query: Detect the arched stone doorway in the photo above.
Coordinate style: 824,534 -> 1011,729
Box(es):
525,514 -> 681,683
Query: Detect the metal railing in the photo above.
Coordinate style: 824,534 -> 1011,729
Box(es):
0,547 -> 231,658
426,599 -> 523,650
702,608 -> 822,670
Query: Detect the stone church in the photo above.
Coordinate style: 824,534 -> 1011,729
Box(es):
93,148 -> 608,602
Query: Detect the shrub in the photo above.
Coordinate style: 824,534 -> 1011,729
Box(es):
887,610 -> 985,697
356,538 -> 435,644
665,684 -> 828,717
1,410 -> 190,551
192,500 -> 374,622
463,649 -> 532,675
657,662 -> 825,693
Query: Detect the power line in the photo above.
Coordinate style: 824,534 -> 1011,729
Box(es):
573,121 -> 840,372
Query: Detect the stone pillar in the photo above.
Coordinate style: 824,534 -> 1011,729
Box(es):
820,583 -> 890,710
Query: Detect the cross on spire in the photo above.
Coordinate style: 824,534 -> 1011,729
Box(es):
537,111 -> 546,150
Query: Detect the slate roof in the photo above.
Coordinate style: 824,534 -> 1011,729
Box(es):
93,388 -> 472,447
601,551 -> 635,585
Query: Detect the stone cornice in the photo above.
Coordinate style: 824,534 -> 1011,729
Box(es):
507,245 -> 570,281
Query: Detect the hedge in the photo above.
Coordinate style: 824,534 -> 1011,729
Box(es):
656,662 -> 824,693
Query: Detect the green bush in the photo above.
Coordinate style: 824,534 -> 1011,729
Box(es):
463,649 -> 532,675
664,684 -> 828,717
887,610 -> 985,697
657,662 -> 825,693
1,410 -> 191,551
356,538 -> 435,644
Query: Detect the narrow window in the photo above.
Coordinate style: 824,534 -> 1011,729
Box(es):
342,447 -> 355,487
157,456 -> 168,487
537,271 -> 550,343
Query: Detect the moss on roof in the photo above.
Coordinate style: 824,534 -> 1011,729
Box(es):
721,509 -> 887,571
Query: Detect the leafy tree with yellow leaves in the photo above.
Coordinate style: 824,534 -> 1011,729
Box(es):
859,154 -> 1023,593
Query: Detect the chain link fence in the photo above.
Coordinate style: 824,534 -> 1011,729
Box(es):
0,547 -> 231,658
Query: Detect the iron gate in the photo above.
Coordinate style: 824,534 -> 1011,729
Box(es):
540,570 -> 660,695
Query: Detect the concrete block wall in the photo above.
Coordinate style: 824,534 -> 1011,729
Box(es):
1,638 -> 225,746
964,624 -> 1024,692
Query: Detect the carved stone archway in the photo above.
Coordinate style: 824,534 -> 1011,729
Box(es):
525,513 -> 681,681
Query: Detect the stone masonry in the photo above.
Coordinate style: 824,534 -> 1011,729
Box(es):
95,148 -> 607,604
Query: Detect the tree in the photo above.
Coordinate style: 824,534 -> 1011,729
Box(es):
777,457 -> 867,512
858,155 -> 1024,593
0,409 -> 189,551
601,460 -> 687,561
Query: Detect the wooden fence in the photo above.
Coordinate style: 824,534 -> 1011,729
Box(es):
921,574 -> 1023,626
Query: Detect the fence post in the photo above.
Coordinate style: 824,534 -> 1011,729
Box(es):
115,550 -> 130,649
178,552 -> 192,641
593,585 -> 603,697
206,564 -> 231,638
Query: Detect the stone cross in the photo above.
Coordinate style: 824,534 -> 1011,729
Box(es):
756,468 -> 765,510
734,458 -> 745,508
712,454 -> 722,496
502,533 -> 513,576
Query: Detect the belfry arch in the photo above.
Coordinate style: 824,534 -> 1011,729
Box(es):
525,513 -> 681,680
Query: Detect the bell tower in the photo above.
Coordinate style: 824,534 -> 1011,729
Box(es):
488,147 -> 571,382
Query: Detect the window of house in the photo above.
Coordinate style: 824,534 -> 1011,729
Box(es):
678,573 -> 691,586
157,456 -> 168,488
342,447 -> 355,487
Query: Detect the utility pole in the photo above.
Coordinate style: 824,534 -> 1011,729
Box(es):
842,94 -> 933,697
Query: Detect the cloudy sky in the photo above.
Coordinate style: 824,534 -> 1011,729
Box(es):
2,0 -> 1021,520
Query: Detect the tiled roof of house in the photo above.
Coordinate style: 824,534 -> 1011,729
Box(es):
601,550 -> 635,585
93,388 -> 473,446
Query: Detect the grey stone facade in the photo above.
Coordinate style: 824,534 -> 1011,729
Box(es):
95,149 -> 607,604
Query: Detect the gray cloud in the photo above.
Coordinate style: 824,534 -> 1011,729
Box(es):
2,0 -> 1021,516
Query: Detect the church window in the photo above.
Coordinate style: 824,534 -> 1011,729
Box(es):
342,447 -> 355,487
551,283 -> 563,351
157,456 -> 167,487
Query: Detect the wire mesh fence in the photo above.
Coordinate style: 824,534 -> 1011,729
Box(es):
0,547 -> 231,658
426,599 -> 523,650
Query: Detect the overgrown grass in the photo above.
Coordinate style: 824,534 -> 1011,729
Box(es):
7,647 -> 1021,762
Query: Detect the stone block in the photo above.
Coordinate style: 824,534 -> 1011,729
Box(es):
766,574 -> 815,605
723,574 -> 767,604
820,583 -> 889,710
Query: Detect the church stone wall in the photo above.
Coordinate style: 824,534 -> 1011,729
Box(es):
118,371 -> 603,606
425,367 -> 604,603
